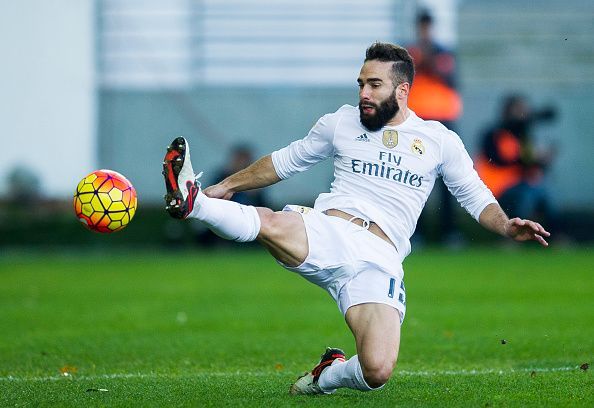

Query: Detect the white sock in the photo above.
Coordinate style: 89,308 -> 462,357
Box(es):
188,191 -> 261,242
318,355 -> 381,392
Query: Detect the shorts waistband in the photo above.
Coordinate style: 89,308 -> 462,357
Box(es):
323,209 -> 396,251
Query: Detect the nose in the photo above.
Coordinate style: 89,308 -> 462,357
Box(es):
359,85 -> 371,100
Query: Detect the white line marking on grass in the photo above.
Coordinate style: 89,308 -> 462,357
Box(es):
0,372 -> 274,382
396,366 -> 579,377
0,366 -> 581,382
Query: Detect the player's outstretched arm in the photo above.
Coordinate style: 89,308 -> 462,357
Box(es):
203,154 -> 281,200
478,203 -> 551,247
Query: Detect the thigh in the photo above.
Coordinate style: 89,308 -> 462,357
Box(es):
345,303 -> 401,369
256,208 -> 309,267
338,268 -> 406,321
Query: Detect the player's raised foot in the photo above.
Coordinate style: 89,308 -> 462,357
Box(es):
162,136 -> 202,219
289,347 -> 346,395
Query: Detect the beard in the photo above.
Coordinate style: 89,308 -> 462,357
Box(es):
359,90 -> 399,132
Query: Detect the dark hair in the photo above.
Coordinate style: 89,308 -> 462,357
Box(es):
417,10 -> 433,25
365,42 -> 415,86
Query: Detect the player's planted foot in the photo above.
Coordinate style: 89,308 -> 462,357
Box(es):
162,136 -> 202,219
289,347 -> 346,395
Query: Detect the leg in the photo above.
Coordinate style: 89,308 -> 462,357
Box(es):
313,303 -> 400,393
255,208 -> 308,267
345,303 -> 401,387
291,237 -> 404,394
163,136 -> 309,266
190,195 -> 309,266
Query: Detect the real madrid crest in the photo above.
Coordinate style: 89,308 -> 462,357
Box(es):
411,138 -> 425,155
382,130 -> 398,149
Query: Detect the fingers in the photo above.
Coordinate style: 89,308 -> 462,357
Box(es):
534,233 -> 549,247
510,217 -> 551,246
202,185 -> 221,198
534,222 -> 551,237
202,185 -> 234,200
202,186 -> 215,198
523,219 -> 551,237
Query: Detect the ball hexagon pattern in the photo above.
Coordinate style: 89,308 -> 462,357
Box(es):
73,169 -> 137,233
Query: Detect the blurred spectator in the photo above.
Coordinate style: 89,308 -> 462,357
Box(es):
406,10 -> 463,246
476,94 -> 559,231
195,144 -> 268,246
212,144 -> 268,207
407,10 -> 462,127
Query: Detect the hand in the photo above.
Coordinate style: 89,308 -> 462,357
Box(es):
202,183 -> 234,201
504,217 -> 551,247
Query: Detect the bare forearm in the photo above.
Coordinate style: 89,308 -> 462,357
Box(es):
478,202 -> 510,237
219,155 -> 281,193
478,202 -> 550,246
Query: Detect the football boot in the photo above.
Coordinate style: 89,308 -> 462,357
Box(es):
162,136 -> 202,219
289,347 -> 346,395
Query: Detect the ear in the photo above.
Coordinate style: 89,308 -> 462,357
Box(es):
397,82 -> 410,99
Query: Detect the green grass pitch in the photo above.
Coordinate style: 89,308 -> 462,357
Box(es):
1,247 -> 593,406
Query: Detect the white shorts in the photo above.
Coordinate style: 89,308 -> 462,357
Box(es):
279,205 -> 406,323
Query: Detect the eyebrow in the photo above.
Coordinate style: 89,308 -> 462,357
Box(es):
357,77 -> 384,84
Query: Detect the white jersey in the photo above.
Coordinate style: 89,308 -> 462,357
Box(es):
271,105 -> 496,259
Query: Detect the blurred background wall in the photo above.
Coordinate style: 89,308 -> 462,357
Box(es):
0,0 -> 95,198
1,0 -> 593,244
458,0 -> 594,209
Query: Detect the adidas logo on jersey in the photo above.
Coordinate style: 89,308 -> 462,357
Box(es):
356,133 -> 370,142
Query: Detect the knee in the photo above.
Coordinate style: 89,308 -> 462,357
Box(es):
258,209 -> 303,242
257,209 -> 282,240
361,358 -> 396,388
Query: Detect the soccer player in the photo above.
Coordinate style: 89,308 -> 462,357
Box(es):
162,42 -> 550,395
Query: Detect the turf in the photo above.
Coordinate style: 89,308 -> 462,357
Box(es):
1,246 -> 592,406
